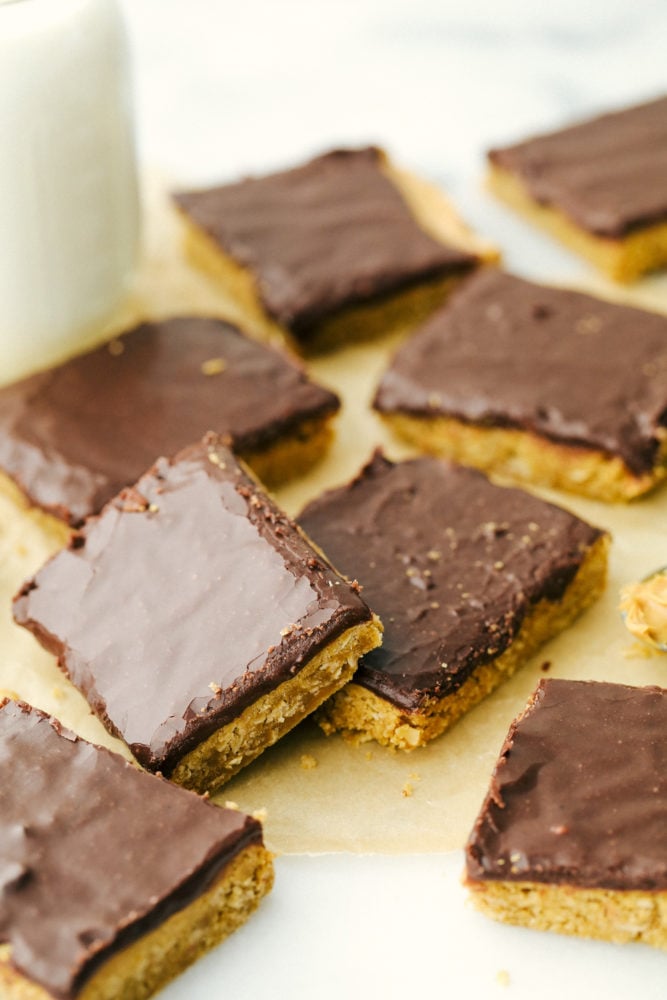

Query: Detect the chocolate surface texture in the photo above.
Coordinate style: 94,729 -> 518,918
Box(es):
466,678 -> 667,891
13,436 -> 372,772
175,147 -> 477,337
489,95 -> 667,237
0,699 -> 262,999
0,316 -> 339,525
299,453 -> 603,712
375,269 -> 667,476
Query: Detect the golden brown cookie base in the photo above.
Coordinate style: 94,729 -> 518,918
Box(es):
171,617 -> 383,793
380,412 -> 667,503
488,164 -> 667,282
178,159 -> 498,354
0,843 -> 274,1000
240,415 -> 335,489
317,535 -> 608,750
465,876 -> 667,950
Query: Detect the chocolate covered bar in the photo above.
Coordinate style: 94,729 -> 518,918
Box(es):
487,96 -> 667,281
0,315 -> 340,526
175,147 -> 496,351
465,678 -> 667,949
13,435 -> 382,792
0,699 -> 273,999
299,452 -> 607,749
375,269 -> 667,502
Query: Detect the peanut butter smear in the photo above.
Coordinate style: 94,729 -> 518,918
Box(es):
620,571 -> 667,650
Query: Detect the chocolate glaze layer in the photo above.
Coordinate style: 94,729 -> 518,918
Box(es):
13,435 -> 373,772
0,316 -> 339,526
489,95 -> 667,237
0,699 -> 263,999
466,679 -> 667,891
299,453 -> 603,712
374,269 -> 667,476
175,148 -> 477,338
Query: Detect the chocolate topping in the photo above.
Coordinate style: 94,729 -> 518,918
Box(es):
0,699 -> 263,999
489,95 -> 667,237
13,435 -> 372,772
299,453 -> 603,712
466,679 -> 667,891
174,148 -> 476,338
374,269 -> 667,476
0,316 -> 339,526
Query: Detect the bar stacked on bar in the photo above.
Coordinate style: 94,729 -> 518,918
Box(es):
14,435 -> 382,792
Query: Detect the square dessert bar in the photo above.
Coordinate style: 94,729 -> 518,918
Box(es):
298,452 -> 607,750
0,315 -> 340,527
487,96 -> 667,281
0,699 -> 274,1000
13,435 -> 382,793
465,678 -> 667,949
375,269 -> 667,502
174,147 -> 497,352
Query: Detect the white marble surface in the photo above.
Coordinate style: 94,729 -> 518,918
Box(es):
118,4 -> 667,997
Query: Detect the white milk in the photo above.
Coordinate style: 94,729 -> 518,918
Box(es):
0,0 -> 139,384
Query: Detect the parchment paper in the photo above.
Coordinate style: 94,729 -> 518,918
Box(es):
2,179 -> 666,855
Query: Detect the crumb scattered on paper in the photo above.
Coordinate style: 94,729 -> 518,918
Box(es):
300,753 -> 318,770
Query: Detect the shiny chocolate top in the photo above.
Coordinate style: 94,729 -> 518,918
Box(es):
175,148 -> 476,338
0,316 -> 339,526
466,679 -> 667,891
13,435 -> 372,772
0,699 -> 263,999
375,269 -> 667,476
489,95 -> 667,237
299,453 -> 603,712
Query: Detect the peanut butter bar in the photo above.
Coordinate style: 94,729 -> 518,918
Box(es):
175,147 -> 496,351
0,315 -> 340,526
299,453 -> 607,749
13,435 -> 382,792
375,269 -> 667,502
0,699 -> 273,999
465,678 -> 667,949
488,96 -> 667,281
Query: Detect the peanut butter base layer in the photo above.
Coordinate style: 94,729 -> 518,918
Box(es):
240,415 -> 335,489
465,878 -> 667,950
380,411 -> 667,503
172,617 -> 383,793
0,844 -> 274,1000
488,164 -> 667,283
177,151 -> 498,354
317,534 -> 608,749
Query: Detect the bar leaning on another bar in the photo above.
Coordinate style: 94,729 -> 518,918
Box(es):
299,452 -> 608,750
374,269 -> 667,502
13,435 -> 382,793
0,699 -> 274,1000
465,678 -> 667,949
487,95 -> 667,281
174,147 -> 497,352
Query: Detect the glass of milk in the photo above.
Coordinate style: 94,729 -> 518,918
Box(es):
0,0 -> 139,384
